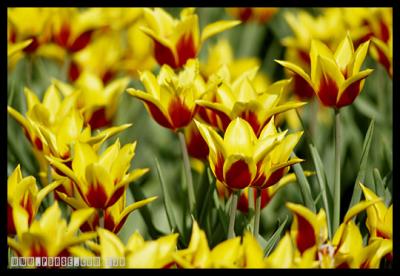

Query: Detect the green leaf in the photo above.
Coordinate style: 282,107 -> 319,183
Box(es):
348,119 -> 375,209
264,215 -> 289,256
291,152 -> 316,212
373,168 -> 385,197
129,177 -> 165,239
155,158 -> 177,233
198,168 -> 216,227
309,143 -> 333,239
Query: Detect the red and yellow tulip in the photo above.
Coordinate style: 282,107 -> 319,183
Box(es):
276,33 -> 373,109
8,202 -> 97,265
47,139 -> 149,210
7,165 -> 61,236
195,117 -> 285,190
226,8 -> 278,24
141,8 -> 240,68
196,66 -> 305,136
127,59 -> 205,131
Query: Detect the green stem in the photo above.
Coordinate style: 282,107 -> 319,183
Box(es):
99,209 -> 105,228
333,109 -> 341,233
228,191 -> 239,239
178,131 -> 196,214
253,188 -> 261,237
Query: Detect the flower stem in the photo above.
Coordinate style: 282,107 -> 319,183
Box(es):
99,209 -> 105,228
228,191 -> 239,239
333,109 -> 341,233
253,188 -> 261,237
178,131 -> 196,214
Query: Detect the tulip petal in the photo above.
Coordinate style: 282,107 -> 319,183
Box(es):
8,39 -> 32,57
200,20 -> 240,43
67,208 -> 96,235
350,40 -> 370,75
337,69 -> 373,108
127,88 -> 174,129
138,71 -> 160,99
210,237 -> 241,267
223,154 -> 256,189
194,119 -> 226,158
334,33 -> 354,73
310,39 -> 335,83
265,233 -> 294,268
36,180 -> 62,209
343,198 -> 381,223
85,164 -> 113,209
275,60 -> 314,90
224,118 -> 257,156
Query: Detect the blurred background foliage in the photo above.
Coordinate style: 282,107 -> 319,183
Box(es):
7,7 -> 392,247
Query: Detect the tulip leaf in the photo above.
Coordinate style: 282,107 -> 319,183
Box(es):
291,152 -> 316,212
155,158 -> 178,233
263,215 -> 289,256
348,119 -> 375,209
129,177 -> 166,239
309,143 -> 333,239
373,168 -> 385,197
198,167 -> 216,227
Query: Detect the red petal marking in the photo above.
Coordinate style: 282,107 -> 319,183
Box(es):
237,192 -> 249,213
23,36 -> 39,53
104,210 -> 116,232
377,47 -> 391,76
240,111 -> 261,136
252,188 -> 271,210
68,61 -> 81,82
176,33 -> 197,68
7,203 -> 16,235
252,161 -> 266,188
295,213 -> 316,254
106,186 -> 125,208
337,262 -> 350,269
141,98 -> 173,129
379,19 -> 390,43
186,126 -> 209,160
113,215 -> 128,234
293,73 -> 315,99
21,195 -> 34,225
80,212 -> 98,232
68,30 -> 93,53
317,76 -> 339,108
9,28 -> 17,43
376,229 -> 390,240
154,40 -> 178,68
238,8 -> 252,22
214,153 -> 225,182
88,107 -> 111,130
30,243 -> 48,258
298,50 -> 311,65
168,98 -> 193,129
336,79 -> 362,108
102,70 -> 115,84
86,184 -> 108,209
53,160 -> 72,178
224,159 -> 253,190
263,167 -> 286,189
34,137 -> 43,151
54,23 -> 71,48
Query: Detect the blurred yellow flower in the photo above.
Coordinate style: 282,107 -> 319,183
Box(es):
47,139 -> 148,210
127,59 -> 205,131
8,202 -> 96,265
7,165 -> 61,236
277,33 -> 373,109
226,7 -> 278,24
141,8 -> 240,68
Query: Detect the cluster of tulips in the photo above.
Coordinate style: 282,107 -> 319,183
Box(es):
7,7 -> 392,268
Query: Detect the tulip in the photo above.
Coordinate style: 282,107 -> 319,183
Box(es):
226,8 -> 278,24
8,202 -> 97,266
47,139 -> 149,210
71,229 -> 179,268
276,33 -> 373,109
195,118 -> 285,191
127,59 -> 205,131
141,8 -> 240,68
184,121 -> 209,161
197,66 -> 305,136
371,34 -> 392,78
7,165 -> 61,236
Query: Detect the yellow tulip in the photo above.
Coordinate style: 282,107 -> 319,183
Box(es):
54,72 -> 130,129
371,34 -> 392,78
196,66 -> 305,136
226,8 -> 278,24
141,8 -> 240,68
47,139 -> 148,210
71,229 -> 179,268
8,202 -> 96,264
360,184 -> 392,241
276,33 -> 373,109
127,59 -> 205,131
7,165 -> 61,236
195,117 -> 285,190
